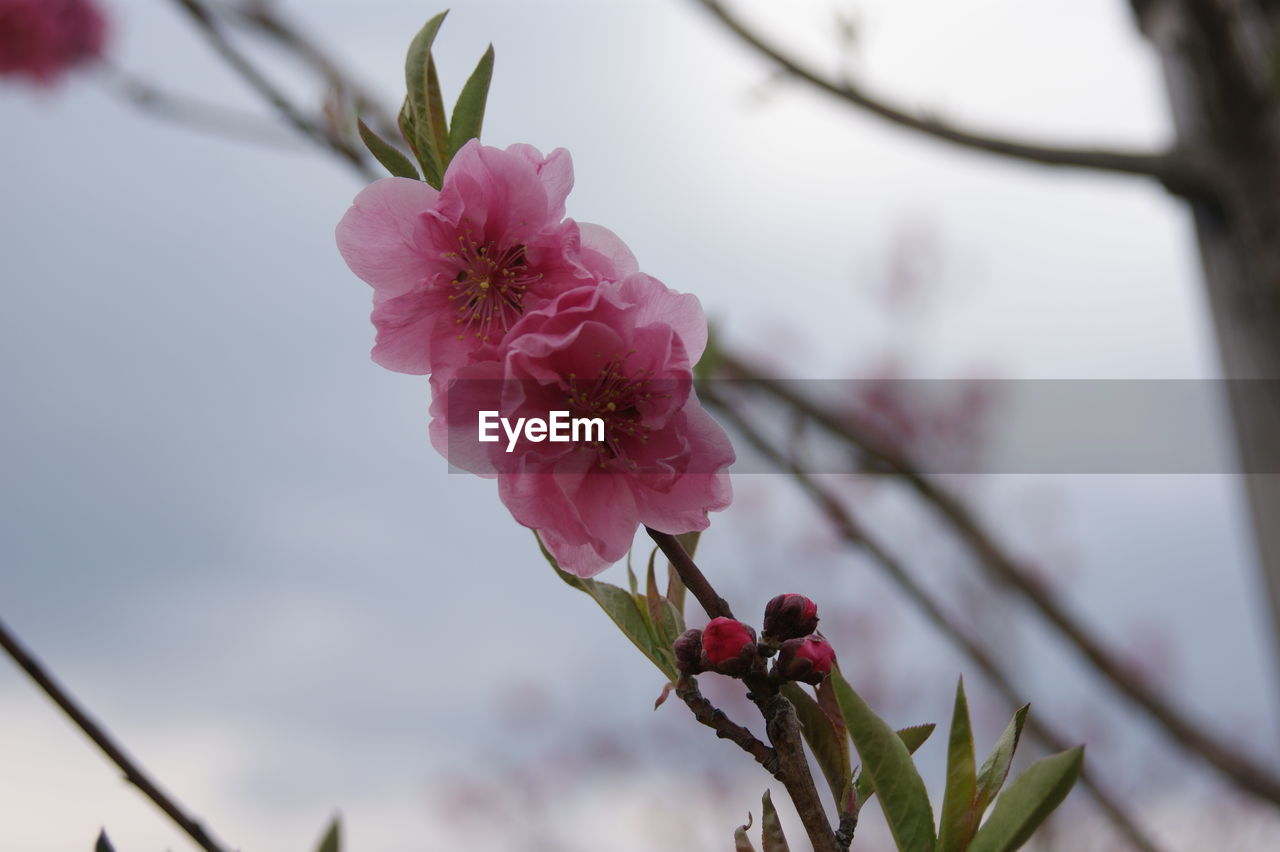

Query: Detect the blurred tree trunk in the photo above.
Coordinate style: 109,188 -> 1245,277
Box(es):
1133,0 -> 1280,676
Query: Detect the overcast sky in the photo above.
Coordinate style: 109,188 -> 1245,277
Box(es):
2,1 -> 1277,849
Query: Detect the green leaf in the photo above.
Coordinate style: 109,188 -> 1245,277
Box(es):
646,548 -> 685,647
357,118 -> 420,179
315,816 -> 341,852
968,747 -> 1084,852
781,682 -> 851,809
896,723 -> 937,754
664,531 -> 698,617
832,668 -> 936,852
974,705 -> 1030,820
398,97 -> 441,187
937,677 -> 978,852
449,44 -> 495,155
402,11 -> 448,183
537,533 -> 677,679
95,830 -> 116,852
853,723 -> 936,808
734,814 -> 758,852
761,790 -> 791,852
425,57 -> 451,170
626,550 -> 640,597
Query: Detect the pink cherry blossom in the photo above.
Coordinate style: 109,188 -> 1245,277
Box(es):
431,273 -> 734,577
335,140 -> 636,379
778,635 -> 837,685
701,618 -> 756,666
0,0 -> 106,86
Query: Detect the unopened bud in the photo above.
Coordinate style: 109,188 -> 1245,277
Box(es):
701,617 -> 758,676
762,593 -> 819,642
777,635 -> 836,684
674,628 -> 706,674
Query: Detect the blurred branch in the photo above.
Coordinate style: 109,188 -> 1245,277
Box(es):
713,350 -> 1280,809
701,386 -> 1164,852
0,616 -> 231,852
224,0 -> 401,141
98,64 -> 305,148
167,0 -> 376,180
691,0 -> 1211,197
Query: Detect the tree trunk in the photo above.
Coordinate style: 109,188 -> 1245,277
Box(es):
1133,0 -> 1280,681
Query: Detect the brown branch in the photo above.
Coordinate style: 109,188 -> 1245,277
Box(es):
98,64 -> 306,149
691,0 -> 1209,197
703,386 -> 1165,852
752,690 -> 842,852
0,617 -> 231,852
714,352 -> 1280,808
652,531 -> 839,850
168,0 -> 376,181
226,0 -> 399,138
647,527 -> 735,619
676,676 -> 779,774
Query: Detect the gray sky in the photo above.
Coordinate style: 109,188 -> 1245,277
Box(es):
2,1 -> 1277,849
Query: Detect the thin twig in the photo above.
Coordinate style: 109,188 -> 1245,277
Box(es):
648,527 -> 735,619
676,676 -> 779,774
168,0 -> 376,180
704,386 -> 1165,852
691,0 -> 1209,197
98,64 -> 306,148
653,531 -> 840,851
226,0 -> 400,140
0,617 -> 231,852
714,352 -> 1280,808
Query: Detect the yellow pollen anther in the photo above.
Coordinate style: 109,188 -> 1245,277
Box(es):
605,402 -> 616,412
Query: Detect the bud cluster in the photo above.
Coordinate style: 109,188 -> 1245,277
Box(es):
672,594 -> 836,685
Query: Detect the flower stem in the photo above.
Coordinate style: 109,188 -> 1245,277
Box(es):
646,527 -> 734,619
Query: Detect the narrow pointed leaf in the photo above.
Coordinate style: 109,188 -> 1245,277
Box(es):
538,534 -> 677,679
626,550 -> 640,596
832,669 -> 936,852
665,531 -> 698,615
357,119 -> 420,179
449,44 -> 495,154
95,830 -> 116,852
646,548 -> 684,646
402,12 -> 448,181
937,677 -> 978,852
315,817 -> 341,852
896,723 -> 936,753
782,682 -> 851,808
424,56 -> 451,171
853,723 -> 936,806
974,705 -> 1030,820
666,566 -> 687,617
761,790 -> 792,852
968,747 -> 1084,852
734,814 -> 758,852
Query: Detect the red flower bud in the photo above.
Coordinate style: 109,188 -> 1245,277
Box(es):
777,635 -> 836,684
673,628 -> 707,674
762,593 -> 820,641
701,617 -> 757,675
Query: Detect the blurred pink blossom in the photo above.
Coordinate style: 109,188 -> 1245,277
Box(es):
432,273 -> 734,576
335,140 -> 635,379
0,0 -> 106,86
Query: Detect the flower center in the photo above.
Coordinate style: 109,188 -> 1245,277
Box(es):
445,220 -> 543,344
565,353 -> 668,468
